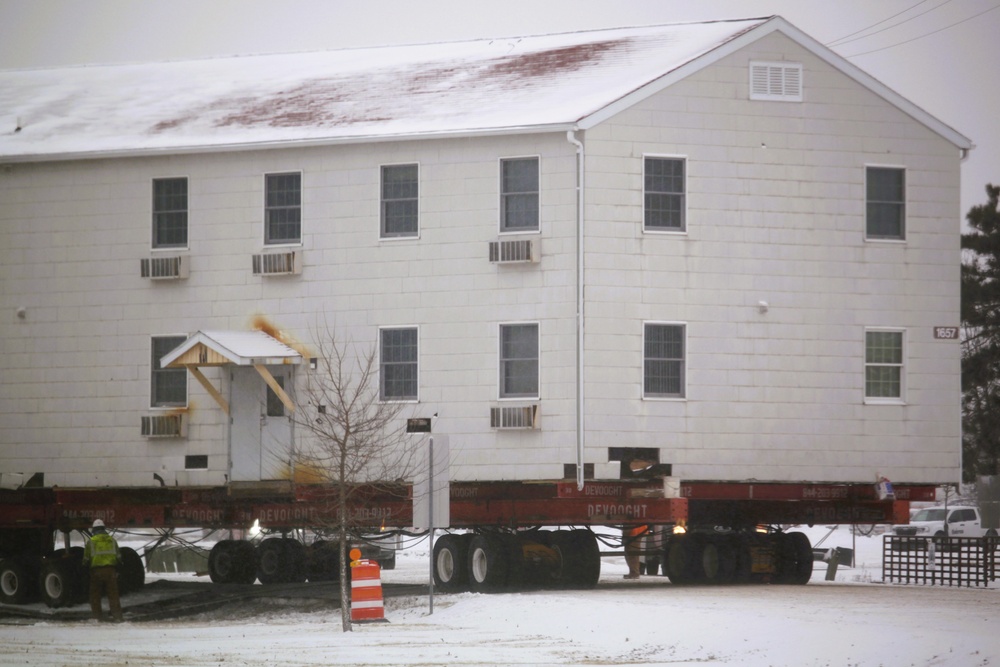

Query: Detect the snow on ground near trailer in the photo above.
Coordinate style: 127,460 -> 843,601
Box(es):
2,526 -> 999,667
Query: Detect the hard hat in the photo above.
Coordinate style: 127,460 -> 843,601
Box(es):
92,519 -> 105,529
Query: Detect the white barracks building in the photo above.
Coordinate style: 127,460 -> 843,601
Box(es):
0,17 -> 970,490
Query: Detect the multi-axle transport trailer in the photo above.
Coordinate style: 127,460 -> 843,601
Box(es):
0,477 -> 933,607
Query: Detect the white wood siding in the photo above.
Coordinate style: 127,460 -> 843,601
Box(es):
583,32 -> 960,483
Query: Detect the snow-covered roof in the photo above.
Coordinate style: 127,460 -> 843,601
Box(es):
161,330 -> 302,368
0,16 -> 970,162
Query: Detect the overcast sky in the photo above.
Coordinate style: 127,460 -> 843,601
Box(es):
1,0 -> 996,218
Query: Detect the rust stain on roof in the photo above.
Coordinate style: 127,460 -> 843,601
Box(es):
479,39 -> 625,80
148,38 -> 629,133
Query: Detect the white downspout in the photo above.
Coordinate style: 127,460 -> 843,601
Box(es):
567,129 -> 585,491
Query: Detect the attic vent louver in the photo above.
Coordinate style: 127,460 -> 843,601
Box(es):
141,256 -> 188,280
490,405 -> 539,430
252,251 -> 301,276
750,62 -> 802,102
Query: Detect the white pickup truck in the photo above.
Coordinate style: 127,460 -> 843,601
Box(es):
891,505 -> 998,540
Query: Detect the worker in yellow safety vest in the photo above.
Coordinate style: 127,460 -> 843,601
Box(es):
83,519 -> 123,622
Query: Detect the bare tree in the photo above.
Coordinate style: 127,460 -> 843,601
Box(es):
290,330 -> 418,632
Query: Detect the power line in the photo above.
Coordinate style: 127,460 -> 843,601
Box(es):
842,3 -> 1000,57
825,0 -> 931,46
829,0 -> 956,48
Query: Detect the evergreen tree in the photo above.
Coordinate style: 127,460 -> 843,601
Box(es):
961,184 -> 1000,479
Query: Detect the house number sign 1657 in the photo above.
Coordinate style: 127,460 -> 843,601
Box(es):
933,327 -> 959,339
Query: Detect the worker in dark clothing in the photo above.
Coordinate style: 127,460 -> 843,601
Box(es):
83,519 -> 123,622
623,524 -> 647,579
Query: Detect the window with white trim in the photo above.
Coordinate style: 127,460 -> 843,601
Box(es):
499,323 -> 538,398
152,177 -> 188,248
865,329 -> 904,401
866,167 -> 905,240
644,323 -> 685,398
381,164 -> 418,238
749,61 -> 803,101
644,157 -> 686,232
500,157 -> 539,232
151,336 -> 187,407
265,172 -> 301,244
380,327 -> 418,401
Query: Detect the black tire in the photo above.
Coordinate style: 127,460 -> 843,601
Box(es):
117,547 -> 145,594
700,536 -> 737,584
776,532 -> 814,585
732,535 -> 753,584
548,530 -> 578,588
500,533 -> 527,589
665,534 -> 699,585
208,540 -> 257,584
307,540 -> 340,582
256,538 -> 306,584
0,557 -> 37,605
467,534 -> 508,593
433,534 -> 470,592
569,530 -> 601,588
39,558 -> 84,608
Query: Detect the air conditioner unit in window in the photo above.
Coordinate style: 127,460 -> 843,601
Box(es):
489,239 -> 539,264
141,414 -> 186,438
490,404 -> 539,430
141,256 -> 188,279
252,251 -> 302,276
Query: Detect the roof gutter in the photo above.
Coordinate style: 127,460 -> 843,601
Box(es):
0,123 -> 578,165
567,128 -> 586,491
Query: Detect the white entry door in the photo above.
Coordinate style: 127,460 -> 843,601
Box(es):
229,366 -> 294,482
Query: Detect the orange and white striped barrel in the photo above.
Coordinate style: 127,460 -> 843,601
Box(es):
350,558 -> 385,622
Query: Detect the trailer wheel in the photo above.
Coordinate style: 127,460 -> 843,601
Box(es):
666,534 -> 698,585
117,547 -> 145,594
468,535 -> 508,593
548,530 -> 577,588
209,540 -> 257,584
39,558 -> 84,608
569,530 -> 601,588
0,557 -> 37,605
307,540 -> 340,582
256,538 -> 306,584
777,532 -> 814,585
433,534 -> 470,592
700,537 -> 736,584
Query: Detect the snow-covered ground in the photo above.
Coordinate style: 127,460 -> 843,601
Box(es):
2,526 -> 998,667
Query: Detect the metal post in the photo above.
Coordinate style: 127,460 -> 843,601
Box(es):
428,435 -> 434,615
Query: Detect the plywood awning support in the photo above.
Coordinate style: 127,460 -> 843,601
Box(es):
255,364 -> 296,413
187,365 -> 229,415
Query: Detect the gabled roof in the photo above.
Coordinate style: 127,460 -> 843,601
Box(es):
0,16 -> 969,162
161,330 -> 302,368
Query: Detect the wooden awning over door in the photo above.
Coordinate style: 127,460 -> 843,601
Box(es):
160,330 -> 303,415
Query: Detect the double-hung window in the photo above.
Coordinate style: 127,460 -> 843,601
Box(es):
265,172 -> 301,244
865,329 -> 904,401
151,336 -> 187,407
500,157 -> 539,232
644,157 -> 685,232
499,323 -> 538,398
866,167 -> 905,240
381,164 -> 418,238
380,327 -> 418,401
644,323 -> 685,398
152,178 -> 188,248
